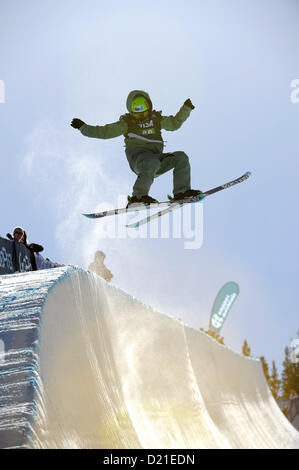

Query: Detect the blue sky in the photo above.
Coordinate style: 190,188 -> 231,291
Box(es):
1,0 -> 298,373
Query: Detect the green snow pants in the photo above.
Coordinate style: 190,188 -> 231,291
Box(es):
131,151 -> 191,197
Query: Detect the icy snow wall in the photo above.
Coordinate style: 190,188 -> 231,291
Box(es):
0,266 -> 298,449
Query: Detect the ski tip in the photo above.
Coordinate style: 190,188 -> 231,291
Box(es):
125,223 -> 139,229
82,213 -> 94,219
245,171 -> 251,177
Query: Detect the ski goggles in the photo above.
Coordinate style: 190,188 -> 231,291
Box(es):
131,96 -> 149,113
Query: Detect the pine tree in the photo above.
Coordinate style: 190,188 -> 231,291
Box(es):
242,339 -> 251,357
281,346 -> 291,398
291,332 -> 299,396
281,346 -> 299,398
270,360 -> 281,399
260,356 -> 270,383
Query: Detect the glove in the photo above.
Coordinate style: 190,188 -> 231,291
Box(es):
28,243 -> 44,253
71,118 -> 86,129
184,98 -> 195,110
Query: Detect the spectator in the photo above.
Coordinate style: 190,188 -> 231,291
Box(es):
88,251 -> 113,282
7,227 -> 43,253
5,227 -> 63,272
7,227 -> 24,243
7,227 -> 44,271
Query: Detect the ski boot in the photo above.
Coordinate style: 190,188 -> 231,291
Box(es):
172,189 -> 205,201
126,195 -> 159,208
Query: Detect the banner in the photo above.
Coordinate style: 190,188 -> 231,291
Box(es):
0,237 -> 15,275
14,241 -> 34,272
209,282 -> 239,334
0,236 -> 33,274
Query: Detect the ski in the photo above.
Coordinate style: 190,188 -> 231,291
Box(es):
82,193 -> 208,219
125,171 -> 251,228
82,200 -> 171,219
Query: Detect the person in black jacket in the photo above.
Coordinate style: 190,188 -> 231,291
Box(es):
7,227 -> 44,253
7,227 -> 44,271
6,227 -> 24,243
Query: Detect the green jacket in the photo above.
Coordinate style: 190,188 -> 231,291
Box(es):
80,90 -> 192,167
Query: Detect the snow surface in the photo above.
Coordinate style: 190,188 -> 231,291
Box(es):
0,267 -> 298,449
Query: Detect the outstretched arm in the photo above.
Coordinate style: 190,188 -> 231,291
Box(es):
71,118 -> 128,139
161,99 -> 195,131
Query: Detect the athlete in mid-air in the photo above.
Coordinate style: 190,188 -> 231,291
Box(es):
71,90 -> 202,207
